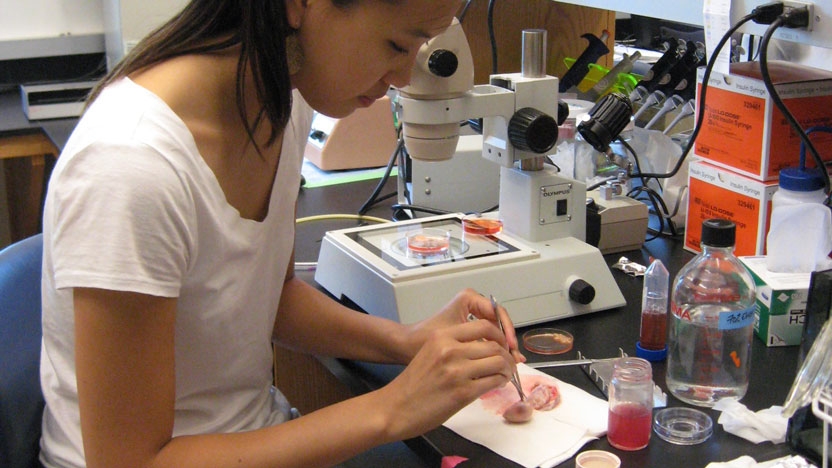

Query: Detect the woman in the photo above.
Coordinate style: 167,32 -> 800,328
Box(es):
39,0 -> 525,467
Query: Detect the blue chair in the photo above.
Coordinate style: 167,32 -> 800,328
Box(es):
0,234 -> 44,468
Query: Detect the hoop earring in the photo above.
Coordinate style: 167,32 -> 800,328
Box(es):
286,32 -> 303,75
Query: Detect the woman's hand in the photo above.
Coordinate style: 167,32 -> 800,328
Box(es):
403,288 -> 526,364
378,316 -> 515,440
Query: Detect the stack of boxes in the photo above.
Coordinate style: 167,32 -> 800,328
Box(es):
685,60 -> 832,345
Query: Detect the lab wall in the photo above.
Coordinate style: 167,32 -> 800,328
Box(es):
0,0 -> 103,40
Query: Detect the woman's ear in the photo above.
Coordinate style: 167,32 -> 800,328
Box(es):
285,0 -> 306,29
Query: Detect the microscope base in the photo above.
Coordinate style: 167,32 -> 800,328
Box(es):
315,213 -> 625,326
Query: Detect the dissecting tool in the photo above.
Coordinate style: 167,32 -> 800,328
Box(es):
493,295 -> 526,401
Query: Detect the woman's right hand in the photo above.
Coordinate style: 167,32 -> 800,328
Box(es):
377,318 -> 514,441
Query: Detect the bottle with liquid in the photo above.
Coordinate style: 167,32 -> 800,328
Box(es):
637,259 -> 669,361
607,357 -> 653,451
666,219 -> 757,407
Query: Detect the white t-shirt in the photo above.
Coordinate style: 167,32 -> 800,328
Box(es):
39,78 -> 313,468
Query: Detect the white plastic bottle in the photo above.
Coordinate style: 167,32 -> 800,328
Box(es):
766,166 -> 832,273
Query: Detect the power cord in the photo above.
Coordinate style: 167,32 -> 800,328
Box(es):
758,7 -> 831,197
627,2 -> 786,181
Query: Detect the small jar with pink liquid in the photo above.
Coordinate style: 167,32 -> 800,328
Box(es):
607,357 -> 653,451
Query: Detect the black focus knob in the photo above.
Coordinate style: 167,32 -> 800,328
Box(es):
568,279 -> 596,305
577,93 -> 633,153
508,107 -> 558,154
427,49 -> 459,78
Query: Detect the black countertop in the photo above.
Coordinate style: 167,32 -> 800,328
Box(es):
294,176 -> 804,468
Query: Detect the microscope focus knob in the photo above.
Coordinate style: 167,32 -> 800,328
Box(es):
568,279 -> 596,305
508,107 -> 558,154
427,49 -> 459,78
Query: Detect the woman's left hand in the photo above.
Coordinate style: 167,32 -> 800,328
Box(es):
403,288 -> 526,364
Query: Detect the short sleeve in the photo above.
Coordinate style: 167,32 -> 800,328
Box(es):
49,141 -> 193,297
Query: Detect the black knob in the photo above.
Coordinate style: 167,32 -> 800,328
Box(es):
556,100 -> 570,126
427,49 -> 459,78
508,107 -> 558,154
577,93 -> 633,153
568,279 -> 595,305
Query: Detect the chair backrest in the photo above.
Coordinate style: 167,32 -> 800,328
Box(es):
0,234 -> 44,468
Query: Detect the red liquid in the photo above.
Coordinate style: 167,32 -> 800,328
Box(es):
607,402 -> 652,450
639,307 -> 668,350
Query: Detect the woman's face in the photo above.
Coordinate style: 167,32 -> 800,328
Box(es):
290,0 -> 462,118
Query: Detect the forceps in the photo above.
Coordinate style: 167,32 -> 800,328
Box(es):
491,295 -> 526,401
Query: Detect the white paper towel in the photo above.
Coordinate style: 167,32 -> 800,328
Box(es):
443,363 -> 608,468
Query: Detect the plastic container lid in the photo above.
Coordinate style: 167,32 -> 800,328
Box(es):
575,450 -> 621,468
522,328 -> 574,355
653,407 -> 713,445
779,167 -> 826,192
635,342 -> 667,361
701,218 -> 735,248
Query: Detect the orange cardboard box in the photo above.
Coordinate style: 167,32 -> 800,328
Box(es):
685,159 -> 778,256
694,61 -> 832,181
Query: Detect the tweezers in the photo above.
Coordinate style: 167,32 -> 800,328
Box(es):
491,295 -> 526,401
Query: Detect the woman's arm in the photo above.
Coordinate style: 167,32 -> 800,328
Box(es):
74,287 -> 513,468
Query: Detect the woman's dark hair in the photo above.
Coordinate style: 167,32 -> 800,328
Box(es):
87,0 -> 294,147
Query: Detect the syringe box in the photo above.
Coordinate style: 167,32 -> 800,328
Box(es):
741,256 -> 811,347
694,61 -> 832,181
685,159 -> 778,257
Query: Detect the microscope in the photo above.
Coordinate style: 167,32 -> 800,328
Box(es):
315,20 -> 625,326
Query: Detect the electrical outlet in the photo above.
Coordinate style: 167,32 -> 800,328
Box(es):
783,1 -> 815,30
731,0 -> 831,49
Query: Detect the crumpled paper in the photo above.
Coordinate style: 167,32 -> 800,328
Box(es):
713,399 -> 789,444
705,455 -> 816,468
612,256 -> 647,276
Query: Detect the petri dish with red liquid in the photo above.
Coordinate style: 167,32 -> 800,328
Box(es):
522,328 -> 574,355
462,214 -> 503,235
406,228 -> 451,257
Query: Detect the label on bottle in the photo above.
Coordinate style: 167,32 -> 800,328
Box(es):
717,305 -> 755,330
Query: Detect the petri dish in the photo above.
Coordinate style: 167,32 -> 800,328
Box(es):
406,228 -> 451,256
522,328 -> 574,355
462,214 -> 503,235
653,407 -> 713,445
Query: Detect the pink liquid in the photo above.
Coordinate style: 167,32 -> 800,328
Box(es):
639,307 -> 667,350
607,402 -> 652,451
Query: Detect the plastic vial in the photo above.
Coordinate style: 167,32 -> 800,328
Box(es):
607,357 -> 653,451
765,166 -> 832,273
666,219 -> 756,407
636,259 -> 669,361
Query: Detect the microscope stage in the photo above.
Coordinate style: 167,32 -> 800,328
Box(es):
315,213 -> 626,326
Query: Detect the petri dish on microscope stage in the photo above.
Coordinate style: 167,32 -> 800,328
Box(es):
653,407 -> 713,445
405,228 -> 451,257
522,328 -> 574,355
461,214 -> 503,235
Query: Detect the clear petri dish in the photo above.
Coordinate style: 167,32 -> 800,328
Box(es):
462,214 -> 503,235
653,407 -> 713,445
522,328 -> 574,355
406,228 -> 451,257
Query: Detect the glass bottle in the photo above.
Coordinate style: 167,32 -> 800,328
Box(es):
607,357 -> 653,451
666,218 -> 757,407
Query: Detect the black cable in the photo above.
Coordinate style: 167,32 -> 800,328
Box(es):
487,0 -> 498,75
358,136 -> 403,215
759,15 -> 831,195
627,12 -> 760,180
458,0 -> 473,23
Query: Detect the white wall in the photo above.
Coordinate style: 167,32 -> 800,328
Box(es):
0,0 -> 104,41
